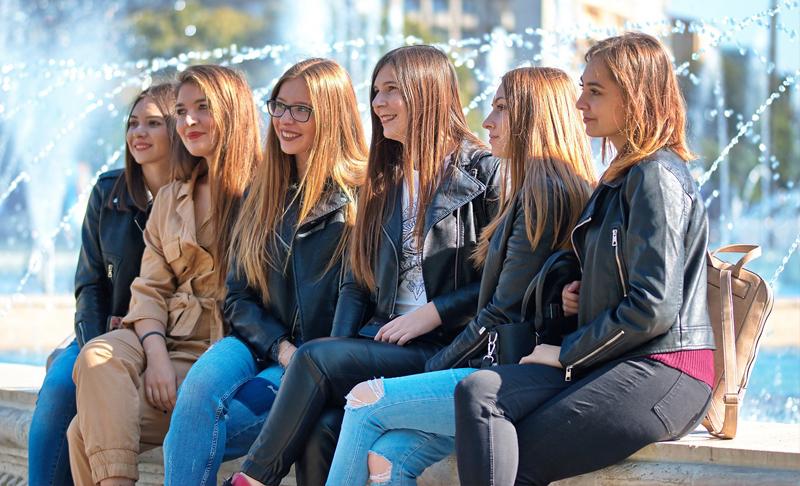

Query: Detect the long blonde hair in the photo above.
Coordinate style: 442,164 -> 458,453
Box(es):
473,67 -> 596,264
231,58 -> 367,303
173,65 -> 261,286
586,32 -> 694,182
351,45 -> 486,289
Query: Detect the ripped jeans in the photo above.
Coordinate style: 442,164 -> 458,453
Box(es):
326,368 -> 477,486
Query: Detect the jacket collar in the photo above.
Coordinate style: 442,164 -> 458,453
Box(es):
297,184 -> 351,230
382,141 -> 488,250
422,160 -> 484,237
174,164 -> 206,239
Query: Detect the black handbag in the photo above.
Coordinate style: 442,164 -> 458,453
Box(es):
425,250 -> 581,372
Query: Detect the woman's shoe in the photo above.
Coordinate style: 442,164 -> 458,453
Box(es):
221,472 -> 253,486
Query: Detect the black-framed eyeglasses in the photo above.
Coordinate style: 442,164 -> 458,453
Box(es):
267,99 -> 313,123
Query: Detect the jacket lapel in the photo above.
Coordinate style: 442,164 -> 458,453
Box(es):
423,162 -> 484,238
297,186 -> 350,232
175,169 -> 199,243
381,184 -> 403,259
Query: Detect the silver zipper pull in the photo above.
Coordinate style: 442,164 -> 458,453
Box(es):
107,264 -> 113,279
482,330 -> 497,366
565,365 -> 573,382
478,326 -> 486,334
611,228 -> 618,247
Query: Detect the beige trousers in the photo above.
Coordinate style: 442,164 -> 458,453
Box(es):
67,329 -> 195,485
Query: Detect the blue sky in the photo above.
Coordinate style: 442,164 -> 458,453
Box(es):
668,0 -> 800,72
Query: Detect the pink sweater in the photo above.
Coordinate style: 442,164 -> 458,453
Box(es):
648,349 -> 715,387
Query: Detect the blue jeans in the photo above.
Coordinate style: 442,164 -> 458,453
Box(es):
28,339 -> 80,486
163,336 -> 284,486
327,368 -> 477,486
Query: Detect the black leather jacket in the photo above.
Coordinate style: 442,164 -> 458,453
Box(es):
225,186 -> 352,364
331,142 -> 502,347
560,149 -> 715,380
74,169 -> 148,347
425,183 -> 569,370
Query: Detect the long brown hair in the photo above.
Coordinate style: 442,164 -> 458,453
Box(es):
585,32 -> 694,182
351,45 -> 485,289
110,82 -> 178,211
231,58 -> 367,303
173,65 -> 261,285
473,68 -> 596,264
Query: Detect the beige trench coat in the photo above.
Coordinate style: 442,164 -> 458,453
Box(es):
122,165 -> 225,360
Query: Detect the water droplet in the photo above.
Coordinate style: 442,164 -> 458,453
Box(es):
185,25 -> 197,37
174,1 -> 186,11
723,109 -> 733,118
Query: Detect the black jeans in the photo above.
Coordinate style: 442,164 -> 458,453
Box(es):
454,358 -> 712,486
241,337 -> 440,485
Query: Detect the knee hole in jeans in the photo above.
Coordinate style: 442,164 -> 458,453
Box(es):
367,451 -> 392,485
345,378 -> 385,410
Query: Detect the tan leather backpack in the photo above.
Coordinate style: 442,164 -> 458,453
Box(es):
703,244 -> 775,439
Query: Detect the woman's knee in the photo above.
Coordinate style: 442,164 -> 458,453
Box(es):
454,369 -> 499,408
345,378 -> 385,410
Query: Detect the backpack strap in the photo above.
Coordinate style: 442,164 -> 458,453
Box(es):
717,265 -> 739,438
711,244 -> 761,278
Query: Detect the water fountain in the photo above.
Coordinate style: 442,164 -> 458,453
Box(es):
0,0 -> 798,424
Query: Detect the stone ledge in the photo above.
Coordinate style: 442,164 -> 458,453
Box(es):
3,388 -> 799,485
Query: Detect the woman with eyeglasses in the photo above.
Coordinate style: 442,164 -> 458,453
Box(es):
224,44 -> 501,486
162,58 -> 366,485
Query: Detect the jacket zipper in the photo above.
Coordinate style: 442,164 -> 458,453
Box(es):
612,228 -> 627,297
454,210 -> 460,289
570,216 -> 592,269
457,326 -> 489,368
107,263 -> 114,279
564,329 -> 625,381
289,308 -> 300,341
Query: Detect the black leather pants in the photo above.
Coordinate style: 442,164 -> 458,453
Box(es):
240,337 -> 441,485
295,408 -> 343,486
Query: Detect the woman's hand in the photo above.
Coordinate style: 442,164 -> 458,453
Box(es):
277,340 -> 297,368
375,302 -> 442,346
519,344 -> 563,368
562,280 -> 581,317
143,350 -> 178,412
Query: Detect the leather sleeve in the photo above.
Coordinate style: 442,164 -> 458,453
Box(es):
73,180 -> 111,347
330,263 -> 371,337
559,162 -> 688,369
225,258 -> 289,363
472,199 -> 555,332
434,152 -> 503,329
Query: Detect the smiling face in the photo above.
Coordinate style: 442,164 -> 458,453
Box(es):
482,84 -> 511,158
175,82 -> 216,159
576,56 -> 626,150
272,77 -> 316,171
371,64 -> 408,144
126,96 -> 171,167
